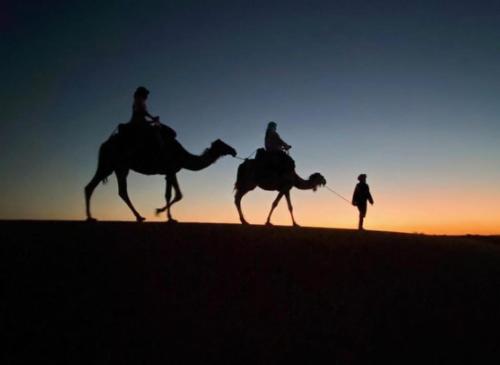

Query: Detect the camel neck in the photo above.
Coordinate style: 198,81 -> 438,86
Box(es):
294,173 -> 316,190
181,148 -> 218,171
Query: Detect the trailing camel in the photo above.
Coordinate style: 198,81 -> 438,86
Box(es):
234,154 -> 326,226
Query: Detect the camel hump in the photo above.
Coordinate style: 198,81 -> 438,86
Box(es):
256,148 -> 295,175
115,122 -> 178,154
159,123 -> 177,139
118,122 -> 176,139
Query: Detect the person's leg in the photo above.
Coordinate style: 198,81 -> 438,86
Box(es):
358,204 -> 367,230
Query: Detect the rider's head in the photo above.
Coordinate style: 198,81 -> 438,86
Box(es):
267,121 -> 277,131
358,174 -> 367,182
134,86 -> 150,99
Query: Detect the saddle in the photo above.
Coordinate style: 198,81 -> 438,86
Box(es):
255,148 -> 295,177
118,122 -> 177,155
119,122 -> 176,139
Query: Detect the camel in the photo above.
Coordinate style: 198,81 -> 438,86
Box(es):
84,128 -> 236,222
234,157 -> 326,226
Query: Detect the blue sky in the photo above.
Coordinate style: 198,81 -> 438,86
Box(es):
1,1 -> 499,233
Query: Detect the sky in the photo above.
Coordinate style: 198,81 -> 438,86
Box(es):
1,0 -> 499,234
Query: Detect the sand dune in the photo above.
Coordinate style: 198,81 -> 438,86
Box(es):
2,221 -> 500,363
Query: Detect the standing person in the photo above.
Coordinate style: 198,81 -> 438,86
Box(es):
352,174 -> 374,230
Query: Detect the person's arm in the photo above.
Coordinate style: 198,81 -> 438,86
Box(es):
142,102 -> 159,122
145,110 -> 159,122
275,132 -> 291,150
367,186 -> 374,205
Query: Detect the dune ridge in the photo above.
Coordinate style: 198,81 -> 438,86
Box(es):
2,221 -> 500,363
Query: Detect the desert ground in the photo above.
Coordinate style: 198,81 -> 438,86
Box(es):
2,221 -> 500,364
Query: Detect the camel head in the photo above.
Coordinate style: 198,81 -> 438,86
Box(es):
309,173 -> 327,191
210,139 -> 237,158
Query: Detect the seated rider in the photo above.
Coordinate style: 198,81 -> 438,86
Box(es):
263,121 -> 294,173
124,87 -> 176,151
130,86 -> 161,126
265,121 -> 291,153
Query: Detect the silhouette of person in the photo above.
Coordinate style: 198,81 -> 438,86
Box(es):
265,121 -> 291,152
263,121 -> 294,174
352,174 -> 374,230
125,87 -> 176,154
130,86 -> 160,125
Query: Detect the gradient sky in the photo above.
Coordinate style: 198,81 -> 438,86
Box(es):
1,0 -> 499,234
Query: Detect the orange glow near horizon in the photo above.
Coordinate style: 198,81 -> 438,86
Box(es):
4,176 -> 498,236
2,3 -> 500,238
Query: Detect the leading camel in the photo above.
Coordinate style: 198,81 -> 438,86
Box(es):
234,157 -> 326,226
85,129 -> 236,222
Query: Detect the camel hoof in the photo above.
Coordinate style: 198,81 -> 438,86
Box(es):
240,220 -> 249,225
86,217 -> 97,223
167,219 -> 178,224
293,223 -> 300,228
136,216 -> 146,223
265,222 -> 273,227
155,208 -> 164,216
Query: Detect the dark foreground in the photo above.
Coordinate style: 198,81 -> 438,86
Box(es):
2,221 -> 500,364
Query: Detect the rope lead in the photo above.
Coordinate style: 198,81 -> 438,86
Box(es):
325,185 -> 352,205
233,149 -> 257,161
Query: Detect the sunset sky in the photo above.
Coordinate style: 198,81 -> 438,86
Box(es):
1,1 -> 499,234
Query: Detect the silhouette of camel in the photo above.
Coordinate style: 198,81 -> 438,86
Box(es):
85,133 -> 236,222
234,159 -> 326,226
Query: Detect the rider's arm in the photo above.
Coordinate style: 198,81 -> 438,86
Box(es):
275,132 -> 291,150
144,107 -> 159,122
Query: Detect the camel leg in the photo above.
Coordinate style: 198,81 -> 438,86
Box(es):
234,189 -> 249,225
266,192 -> 284,226
285,191 -> 299,227
84,169 -> 112,221
116,169 -> 145,222
155,176 -> 172,216
166,174 -> 183,222
84,175 -> 101,222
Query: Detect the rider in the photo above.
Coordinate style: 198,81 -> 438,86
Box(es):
265,121 -> 291,152
131,86 -> 176,139
130,86 -> 160,125
264,121 -> 294,173
126,87 -> 176,153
